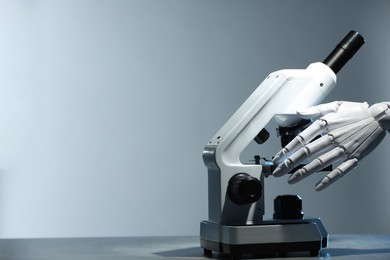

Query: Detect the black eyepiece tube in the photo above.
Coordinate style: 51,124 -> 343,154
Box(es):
323,30 -> 365,74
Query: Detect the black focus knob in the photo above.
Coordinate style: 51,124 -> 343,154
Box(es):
227,173 -> 262,205
273,194 -> 304,220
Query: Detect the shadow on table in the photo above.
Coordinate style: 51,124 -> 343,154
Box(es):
155,247 -> 246,259
154,247 -> 205,258
322,235 -> 390,257
155,247 -> 314,259
322,247 -> 390,257
156,246 -> 390,259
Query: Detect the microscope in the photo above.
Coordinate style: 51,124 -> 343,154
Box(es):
200,31 -> 365,259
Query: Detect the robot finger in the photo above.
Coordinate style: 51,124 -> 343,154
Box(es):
274,135 -> 336,178
298,134 -> 337,161
314,158 -> 359,191
272,157 -> 295,177
274,135 -> 335,178
273,119 -> 328,164
287,146 -> 346,184
297,101 -> 342,119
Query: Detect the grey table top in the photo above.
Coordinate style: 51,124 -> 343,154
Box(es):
0,235 -> 390,260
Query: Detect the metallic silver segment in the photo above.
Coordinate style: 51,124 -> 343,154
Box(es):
200,218 -> 327,246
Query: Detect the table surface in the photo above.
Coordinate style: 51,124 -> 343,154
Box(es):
0,235 -> 390,260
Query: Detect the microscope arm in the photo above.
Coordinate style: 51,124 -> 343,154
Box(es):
273,101 -> 390,191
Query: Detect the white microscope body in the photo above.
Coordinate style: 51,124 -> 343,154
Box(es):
200,31 -> 364,259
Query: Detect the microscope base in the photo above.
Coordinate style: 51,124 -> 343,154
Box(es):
200,218 -> 328,259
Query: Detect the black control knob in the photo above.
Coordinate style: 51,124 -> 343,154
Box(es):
273,194 -> 304,220
227,173 -> 262,205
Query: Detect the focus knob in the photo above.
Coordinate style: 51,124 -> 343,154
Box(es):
227,173 -> 262,205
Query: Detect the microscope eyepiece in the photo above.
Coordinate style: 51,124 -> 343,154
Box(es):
323,30 -> 365,74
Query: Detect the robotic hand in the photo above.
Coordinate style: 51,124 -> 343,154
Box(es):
272,101 -> 390,191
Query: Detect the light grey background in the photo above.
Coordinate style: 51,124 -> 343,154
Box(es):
0,0 -> 389,238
